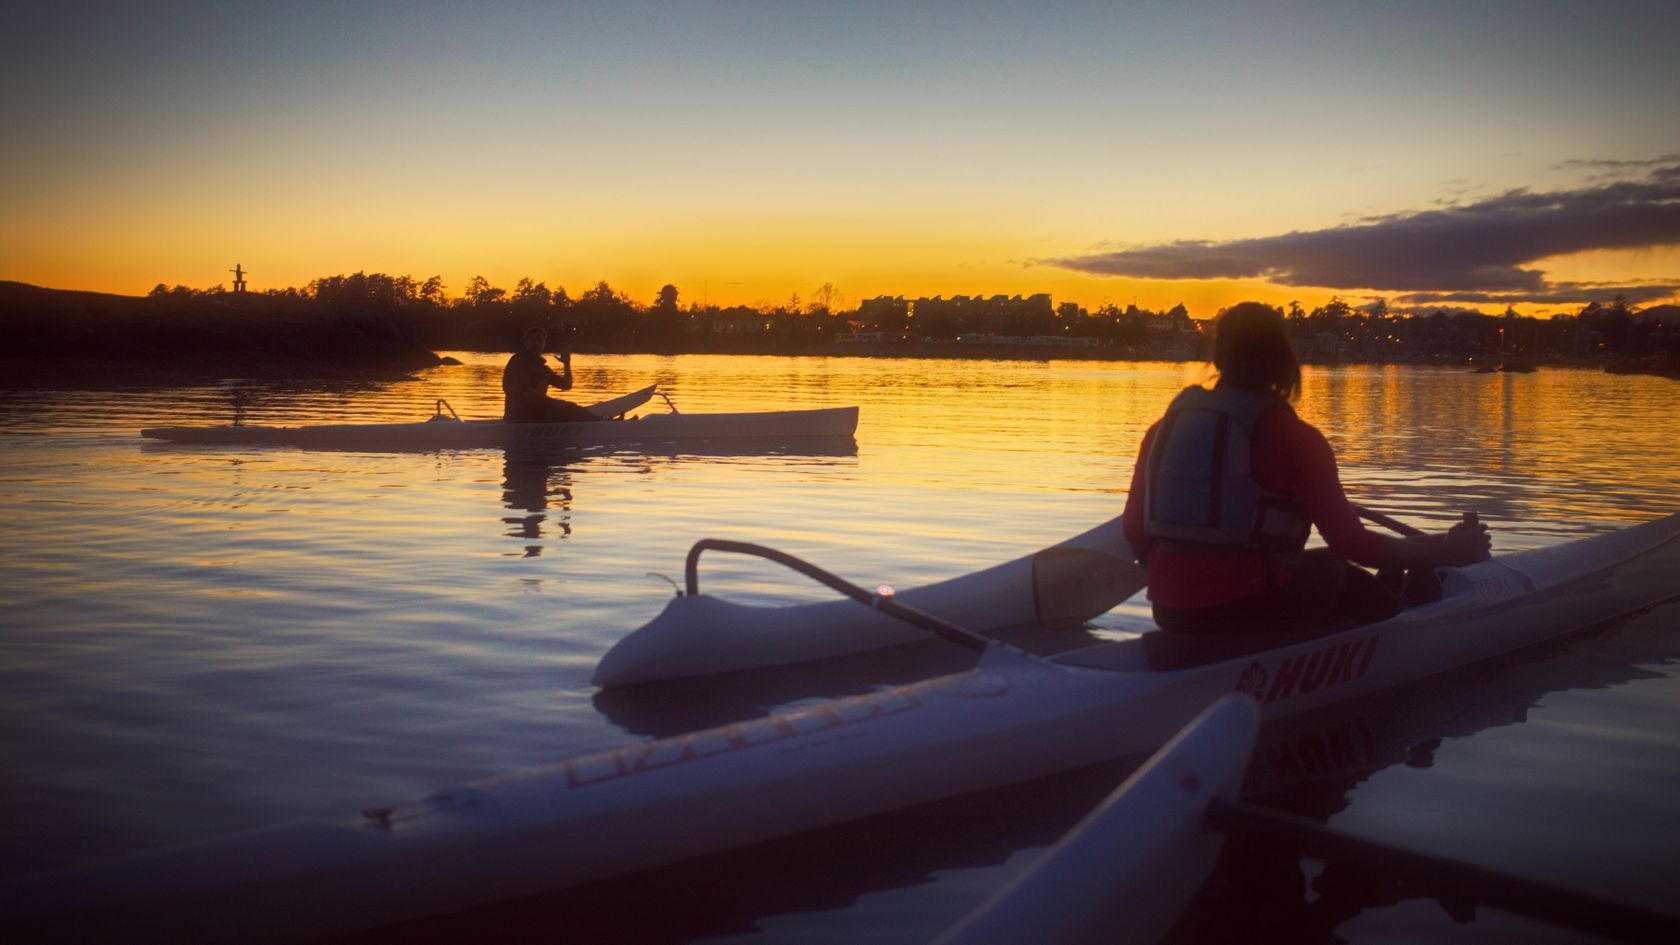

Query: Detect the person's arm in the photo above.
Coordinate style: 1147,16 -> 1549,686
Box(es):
1289,421 -> 1490,569
541,352 -> 574,393
1121,424 -> 1157,562
556,351 -> 573,392
1375,520 -> 1491,568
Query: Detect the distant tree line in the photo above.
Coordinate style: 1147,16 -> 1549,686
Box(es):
145,275 -> 1677,363
151,273 -> 849,354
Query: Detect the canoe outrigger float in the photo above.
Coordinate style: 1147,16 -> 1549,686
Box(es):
594,514 -> 1144,686
934,693 -> 1260,945
5,513 -> 1678,944
938,693 -> 1680,945
138,385 -> 860,448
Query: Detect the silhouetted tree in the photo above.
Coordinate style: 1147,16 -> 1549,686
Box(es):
574,281 -> 636,339
465,275 -> 506,306
811,283 -> 838,315
512,278 -> 553,309
1587,295 -> 1636,355
1318,296 -> 1353,321
653,284 -> 679,313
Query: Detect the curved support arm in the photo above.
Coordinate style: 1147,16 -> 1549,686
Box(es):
683,538 -> 989,653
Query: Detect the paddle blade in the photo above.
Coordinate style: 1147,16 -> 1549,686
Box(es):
1031,547 -> 1145,629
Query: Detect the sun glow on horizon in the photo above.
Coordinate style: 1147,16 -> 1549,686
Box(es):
3,4 -> 1676,317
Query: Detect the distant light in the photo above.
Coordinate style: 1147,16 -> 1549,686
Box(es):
876,584 -> 895,597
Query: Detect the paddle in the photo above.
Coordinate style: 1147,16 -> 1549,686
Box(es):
1031,546 -> 1147,629
1351,502 -> 1427,538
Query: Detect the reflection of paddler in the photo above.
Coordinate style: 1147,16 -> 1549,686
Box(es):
501,450 -> 573,543
502,327 -> 601,423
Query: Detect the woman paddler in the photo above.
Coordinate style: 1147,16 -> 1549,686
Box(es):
1120,301 -> 1491,632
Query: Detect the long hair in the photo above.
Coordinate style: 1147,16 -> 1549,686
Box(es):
1213,302 -> 1301,401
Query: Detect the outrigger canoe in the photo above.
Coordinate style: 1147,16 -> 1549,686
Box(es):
6,513 -> 1678,944
139,385 -> 860,448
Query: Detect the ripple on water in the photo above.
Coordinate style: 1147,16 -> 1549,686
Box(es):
0,357 -> 1677,944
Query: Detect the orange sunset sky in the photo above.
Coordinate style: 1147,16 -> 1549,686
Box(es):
4,1 -> 1677,316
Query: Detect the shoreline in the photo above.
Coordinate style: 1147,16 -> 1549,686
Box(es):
2,345 -> 1671,393
4,281 -> 1672,388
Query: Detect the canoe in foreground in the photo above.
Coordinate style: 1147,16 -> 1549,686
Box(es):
140,388 -> 859,448
593,514 -> 1145,686
6,513 -> 1677,944
933,694 -> 1259,945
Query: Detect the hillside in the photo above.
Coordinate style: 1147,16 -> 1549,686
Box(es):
0,282 -> 441,389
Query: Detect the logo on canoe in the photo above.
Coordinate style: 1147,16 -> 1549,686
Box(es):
1235,661 -> 1268,698
1233,636 -> 1380,705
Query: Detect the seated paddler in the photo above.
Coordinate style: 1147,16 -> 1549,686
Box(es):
502,326 -> 602,424
1120,301 -> 1491,633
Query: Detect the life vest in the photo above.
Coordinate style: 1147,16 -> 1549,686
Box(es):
1142,385 -> 1311,558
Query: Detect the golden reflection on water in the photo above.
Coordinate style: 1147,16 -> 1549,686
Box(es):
3,355 -> 1676,541
0,355 -> 1678,938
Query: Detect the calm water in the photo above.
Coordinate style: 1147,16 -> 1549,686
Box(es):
1,354 -> 1677,943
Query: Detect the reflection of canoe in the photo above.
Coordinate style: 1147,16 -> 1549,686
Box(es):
139,386 -> 860,448
593,515 -> 1144,686
6,514 -> 1675,944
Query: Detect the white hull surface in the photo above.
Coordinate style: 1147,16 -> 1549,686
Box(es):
593,515 -> 1145,686
140,388 -> 859,448
6,513 -> 1678,944
933,694 -> 1259,945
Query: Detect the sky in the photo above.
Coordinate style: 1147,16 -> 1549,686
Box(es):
3,0 -> 1678,315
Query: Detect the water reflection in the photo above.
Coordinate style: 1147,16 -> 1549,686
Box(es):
501,449 -> 575,555
1168,604 -> 1677,944
3,356 -> 1677,945
497,438 -> 859,556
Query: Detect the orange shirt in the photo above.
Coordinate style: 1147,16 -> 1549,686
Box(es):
1121,404 -> 1386,609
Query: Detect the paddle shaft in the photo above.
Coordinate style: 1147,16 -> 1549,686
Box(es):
1207,798 -> 1680,944
1350,503 -> 1427,538
684,539 -> 990,653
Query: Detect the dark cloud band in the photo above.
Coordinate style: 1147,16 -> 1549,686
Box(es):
1051,162 -> 1680,303
1396,283 -> 1680,307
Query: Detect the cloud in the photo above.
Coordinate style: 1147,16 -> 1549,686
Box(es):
1049,161 -> 1680,304
1558,152 -> 1680,178
1395,282 -> 1680,307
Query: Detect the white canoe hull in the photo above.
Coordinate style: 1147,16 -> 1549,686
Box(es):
7,513 -> 1678,943
933,694 -> 1259,945
141,389 -> 859,449
593,515 -> 1144,686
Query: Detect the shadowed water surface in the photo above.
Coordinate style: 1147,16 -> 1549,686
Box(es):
1,354 -> 1676,943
